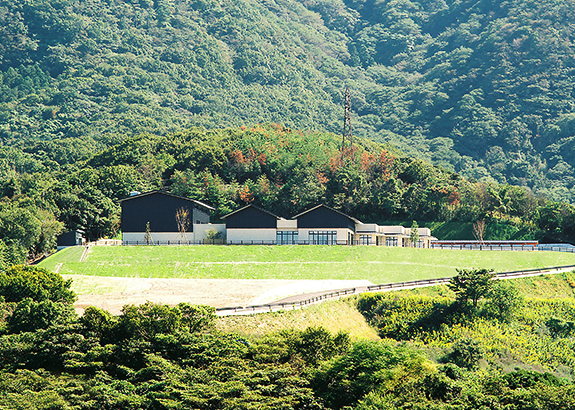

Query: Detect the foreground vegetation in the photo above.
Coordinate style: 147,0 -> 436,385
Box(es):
2,265 -> 575,409
38,245 -> 575,283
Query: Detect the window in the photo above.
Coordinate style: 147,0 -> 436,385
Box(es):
277,231 -> 298,245
386,237 -> 398,247
359,235 -> 371,245
309,231 -> 337,245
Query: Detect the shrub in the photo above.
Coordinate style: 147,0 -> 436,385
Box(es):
484,281 -> 524,322
8,298 -> 77,333
448,268 -> 495,308
0,265 -> 75,304
445,337 -> 484,369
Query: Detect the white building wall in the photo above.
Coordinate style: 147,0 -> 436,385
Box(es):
123,232 -> 188,245
227,229 -> 277,244
193,224 -> 226,240
277,219 -> 298,229
356,223 -> 378,233
380,226 -> 407,235
123,223 -> 226,245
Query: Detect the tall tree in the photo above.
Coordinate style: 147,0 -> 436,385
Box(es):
448,268 -> 495,308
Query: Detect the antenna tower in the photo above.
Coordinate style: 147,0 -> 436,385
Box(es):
341,87 -> 354,164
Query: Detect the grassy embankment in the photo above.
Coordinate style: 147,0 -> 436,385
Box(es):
217,299 -> 381,340
217,272 -> 575,358
39,245 -> 575,283
40,246 -> 575,344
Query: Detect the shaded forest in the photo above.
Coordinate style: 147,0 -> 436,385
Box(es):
1,0 -> 575,201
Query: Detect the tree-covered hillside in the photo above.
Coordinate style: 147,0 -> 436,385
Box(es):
4,126 -> 575,268
2,0 -> 575,201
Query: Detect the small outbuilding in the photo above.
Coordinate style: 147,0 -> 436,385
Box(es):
56,230 -> 85,250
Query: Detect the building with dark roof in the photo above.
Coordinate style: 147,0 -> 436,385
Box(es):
290,204 -> 358,244
221,204 -> 281,244
119,191 -> 224,245
220,203 -> 435,246
56,230 -> 85,250
119,193 -> 435,246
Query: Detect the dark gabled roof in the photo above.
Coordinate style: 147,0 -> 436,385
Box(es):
291,204 -> 361,224
221,204 -> 281,220
118,190 -> 215,212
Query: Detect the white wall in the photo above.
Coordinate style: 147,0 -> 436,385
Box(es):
193,223 -> 226,240
123,224 -> 226,245
227,229 -> 277,244
277,219 -> 297,229
380,226 -> 406,235
356,223 -> 378,233
123,232 -> 188,245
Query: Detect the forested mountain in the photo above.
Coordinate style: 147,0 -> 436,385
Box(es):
2,0 -> 575,201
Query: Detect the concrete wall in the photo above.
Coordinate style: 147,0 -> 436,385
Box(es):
123,224 -> 226,245
227,229 -> 277,244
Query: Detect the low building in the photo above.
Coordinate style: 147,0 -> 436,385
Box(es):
119,193 -> 436,247
222,203 -> 436,247
57,230 -> 85,251
119,191 -> 224,245
221,204 -> 281,244
291,204 -> 358,245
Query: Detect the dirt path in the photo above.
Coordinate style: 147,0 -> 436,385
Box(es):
66,275 -> 372,315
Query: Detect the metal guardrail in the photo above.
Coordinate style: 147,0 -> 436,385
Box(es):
215,264 -> 575,316
123,240 -> 409,246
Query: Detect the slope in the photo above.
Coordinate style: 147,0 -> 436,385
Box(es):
2,0 -> 575,201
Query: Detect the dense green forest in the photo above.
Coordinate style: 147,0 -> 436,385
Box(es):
2,0 -> 575,201
3,125 -> 575,267
1,265 -> 575,409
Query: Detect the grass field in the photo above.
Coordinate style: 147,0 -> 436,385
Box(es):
38,245 -> 575,284
216,299 -> 380,340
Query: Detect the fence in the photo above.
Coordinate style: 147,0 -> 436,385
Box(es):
122,239 -> 227,246
122,239 -> 425,246
537,244 -> 575,253
215,264 -> 575,316
430,240 -> 539,251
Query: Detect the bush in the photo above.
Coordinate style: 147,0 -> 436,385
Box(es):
484,281 -> 524,322
8,298 -> 77,333
448,268 -> 495,308
0,265 -> 75,304
312,340 -> 433,409
445,337 -> 484,369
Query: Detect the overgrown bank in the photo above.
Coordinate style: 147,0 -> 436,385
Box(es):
2,265 -> 575,408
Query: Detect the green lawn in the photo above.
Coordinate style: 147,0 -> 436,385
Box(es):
38,245 -> 575,284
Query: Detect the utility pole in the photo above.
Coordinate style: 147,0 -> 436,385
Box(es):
341,87 -> 354,164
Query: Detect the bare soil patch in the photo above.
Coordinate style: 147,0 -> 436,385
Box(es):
67,275 -> 372,315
